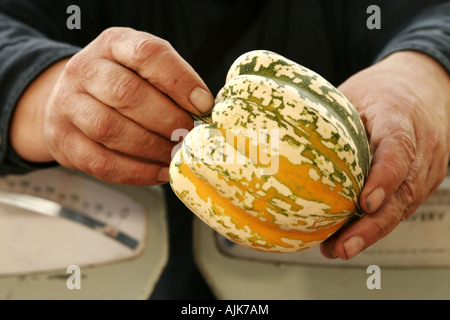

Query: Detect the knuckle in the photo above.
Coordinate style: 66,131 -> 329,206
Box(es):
141,132 -> 158,150
163,111 -> 194,133
159,68 -> 187,92
368,210 -> 400,241
131,36 -> 175,77
108,162 -> 156,185
393,130 -> 417,163
133,36 -> 172,62
98,27 -> 116,41
58,90 -> 74,107
98,27 -> 131,44
398,178 -> 417,207
64,53 -> 90,78
118,167 -> 148,185
58,92 -> 80,119
379,114 -> 417,163
368,218 -> 391,242
111,74 -> 142,106
378,161 -> 405,188
92,113 -> 119,143
84,155 -> 117,181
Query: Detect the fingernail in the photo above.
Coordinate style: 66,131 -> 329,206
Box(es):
344,236 -> 364,259
366,187 -> 385,213
190,87 -> 214,114
157,167 -> 170,183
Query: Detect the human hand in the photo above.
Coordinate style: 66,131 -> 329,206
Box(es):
11,27 -> 213,185
320,51 -> 450,260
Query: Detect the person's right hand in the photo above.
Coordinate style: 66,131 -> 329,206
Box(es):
11,27 -> 214,185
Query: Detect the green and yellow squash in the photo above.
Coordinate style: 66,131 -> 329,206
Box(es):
169,50 -> 371,253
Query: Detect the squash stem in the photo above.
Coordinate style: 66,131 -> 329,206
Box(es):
190,113 -> 214,126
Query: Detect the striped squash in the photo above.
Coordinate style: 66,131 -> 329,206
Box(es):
169,50 -> 371,253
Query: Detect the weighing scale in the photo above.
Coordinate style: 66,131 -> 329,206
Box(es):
194,167 -> 450,300
0,167 -> 168,300
1,166 -> 449,300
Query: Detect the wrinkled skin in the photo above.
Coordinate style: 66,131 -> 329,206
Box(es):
11,27 -> 213,185
320,51 -> 450,259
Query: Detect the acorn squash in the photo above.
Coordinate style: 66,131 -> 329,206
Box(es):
169,50 -> 370,253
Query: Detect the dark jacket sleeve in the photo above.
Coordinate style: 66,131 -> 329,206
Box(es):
0,0 -> 99,176
0,12 -> 81,175
375,1 -> 450,72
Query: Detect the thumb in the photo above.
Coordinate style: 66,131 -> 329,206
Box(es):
360,115 -> 417,213
98,27 -> 214,115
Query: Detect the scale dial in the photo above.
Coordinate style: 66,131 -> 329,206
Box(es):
0,167 -> 152,275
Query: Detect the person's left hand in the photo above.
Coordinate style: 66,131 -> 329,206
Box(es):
320,51 -> 450,260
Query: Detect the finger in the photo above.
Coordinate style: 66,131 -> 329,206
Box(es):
321,155 -> 432,260
399,149 -> 446,221
54,123 -> 169,185
422,155 -> 450,207
360,114 -> 417,213
98,27 -> 214,115
321,194 -> 404,260
66,57 -> 194,139
65,93 -> 176,164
